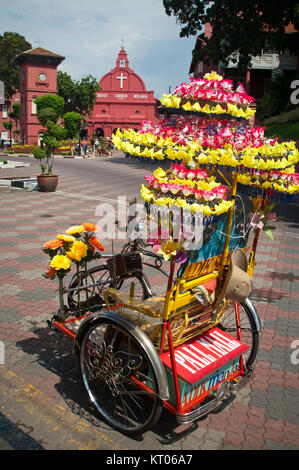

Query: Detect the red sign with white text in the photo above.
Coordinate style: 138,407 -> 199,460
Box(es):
160,327 -> 248,385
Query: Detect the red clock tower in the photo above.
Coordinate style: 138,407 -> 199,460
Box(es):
15,47 -> 65,144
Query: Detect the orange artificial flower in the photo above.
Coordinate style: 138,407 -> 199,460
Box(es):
89,236 -> 105,252
45,265 -> 56,279
43,239 -> 64,250
82,223 -> 99,232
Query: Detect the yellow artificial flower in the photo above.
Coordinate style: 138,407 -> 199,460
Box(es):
182,102 -> 193,111
66,240 -> 88,263
65,225 -> 85,235
141,185 -> 154,202
158,238 -> 182,261
57,234 -> 76,243
192,102 -> 201,112
201,104 -> 211,114
153,167 -> 166,179
72,240 -> 88,258
171,96 -> 181,108
204,71 -> 223,81
50,255 -> 72,271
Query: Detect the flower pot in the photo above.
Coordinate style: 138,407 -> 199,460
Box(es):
37,174 -> 58,192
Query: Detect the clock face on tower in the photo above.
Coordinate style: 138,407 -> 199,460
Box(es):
39,73 -> 47,82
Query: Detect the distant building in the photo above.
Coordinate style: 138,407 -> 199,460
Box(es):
0,92 -> 20,145
0,46 -> 159,146
86,47 -> 159,139
14,47 -> 65,145
189,22 -> 299,101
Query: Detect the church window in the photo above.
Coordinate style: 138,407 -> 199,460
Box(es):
120,59 -> 125,67
2,105 -> 7,118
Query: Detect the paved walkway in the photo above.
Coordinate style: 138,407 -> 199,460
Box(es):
0,152 -> 298,450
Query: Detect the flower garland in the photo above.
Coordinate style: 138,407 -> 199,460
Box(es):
159,72 -> 256,120
121,118 -> 275,150
160,96 -> 256,120
141,162 -> 233,217
145,165 -> 228,201
112,131 -> 299,171
237,171 -> 299,194
141,184 -> 233,216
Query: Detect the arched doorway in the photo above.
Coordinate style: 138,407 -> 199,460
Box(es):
95,127 -> 104,137
38,131 -> 45,146
80,128 -> 88,139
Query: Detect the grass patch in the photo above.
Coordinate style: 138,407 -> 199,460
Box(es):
264,121 -> 299,140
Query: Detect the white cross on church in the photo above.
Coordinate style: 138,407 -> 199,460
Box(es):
116,72 -> 127,89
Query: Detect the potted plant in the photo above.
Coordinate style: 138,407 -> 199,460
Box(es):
33,138 -> 60,192
34,95 -> 67,192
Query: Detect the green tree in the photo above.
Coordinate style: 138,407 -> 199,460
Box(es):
163,1 -> 299,71
34,94 -> 67,174
34,94 -> 65,125
0,32 -> 31,100
63,112 -> 84,139
8,102 -> 20,129
57,71 -> 100,116
257,70 -> 299,120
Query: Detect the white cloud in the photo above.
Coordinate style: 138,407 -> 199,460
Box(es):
0,0 -> 200,99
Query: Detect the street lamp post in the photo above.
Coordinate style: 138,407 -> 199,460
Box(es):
78,119 -> 81,156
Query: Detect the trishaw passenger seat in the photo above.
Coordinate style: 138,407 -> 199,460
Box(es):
104,275 -> 218,320
104,288 -> 165,318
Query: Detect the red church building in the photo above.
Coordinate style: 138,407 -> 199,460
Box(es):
86,47 -> 159,139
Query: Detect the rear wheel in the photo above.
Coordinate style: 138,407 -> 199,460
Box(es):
219,301 -> 259,369
80,317 -> 163,435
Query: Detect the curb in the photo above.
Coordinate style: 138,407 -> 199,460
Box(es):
0,177 -> 38,190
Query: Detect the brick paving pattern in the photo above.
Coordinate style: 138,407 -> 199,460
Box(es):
0,152 -> 298,450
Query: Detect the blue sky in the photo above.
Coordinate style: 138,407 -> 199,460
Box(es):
1,0 -> 201,99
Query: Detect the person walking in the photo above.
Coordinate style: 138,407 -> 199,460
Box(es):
70,139 -> 76,156
94,138 -> 99,155
90,137 -> 95,156
81,138 -> 88,157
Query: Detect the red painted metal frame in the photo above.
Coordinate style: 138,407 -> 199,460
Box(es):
53,314 -> 88,339
52,303 -> 246,419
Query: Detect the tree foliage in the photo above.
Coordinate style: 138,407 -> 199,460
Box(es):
257,70 -> 299,120
63,112 -> 84,139
163,1 -> 299,70
57,71 -> 100,116
34,94 -> 67,172
35,94 -> 65,125
0,32 -> 31,99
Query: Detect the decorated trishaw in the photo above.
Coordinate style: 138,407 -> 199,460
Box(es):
43,72 -> 299,437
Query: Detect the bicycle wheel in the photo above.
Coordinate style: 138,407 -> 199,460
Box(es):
218,300 -> 259,369
67,265 -> 111,312
67,265 -> 150,313
80,316 -> 163,435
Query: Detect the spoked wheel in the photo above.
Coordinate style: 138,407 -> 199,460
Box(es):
67,265 -> 149,313
218,300 -> 259,369
80,317 -> 163,435
67,265 -> 111,312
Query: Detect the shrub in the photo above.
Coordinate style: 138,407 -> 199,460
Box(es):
263,108 -> 299,125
